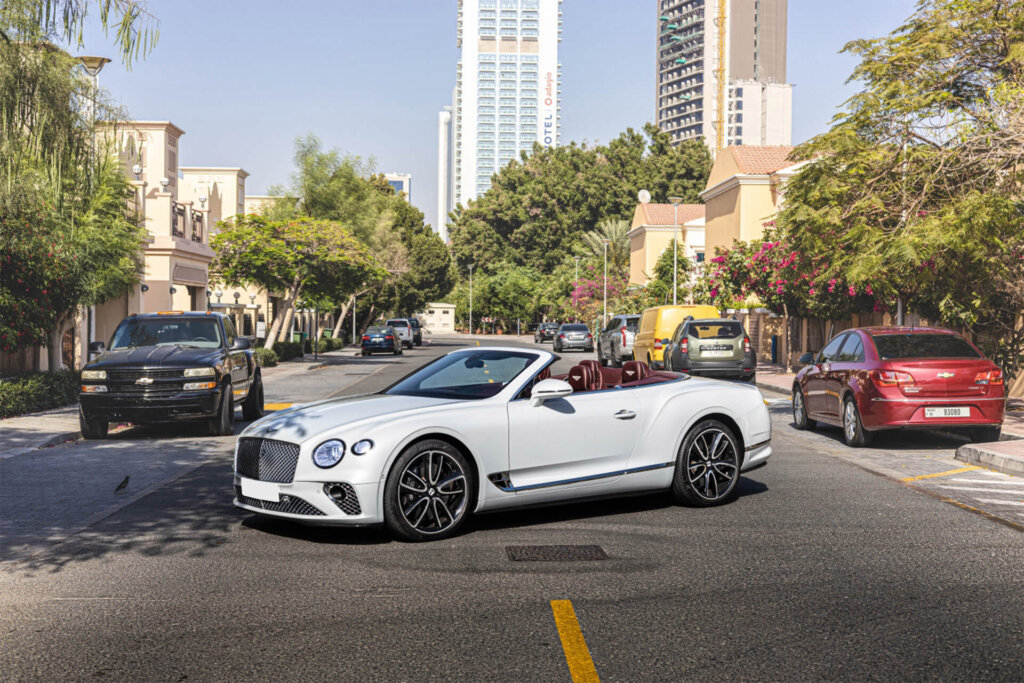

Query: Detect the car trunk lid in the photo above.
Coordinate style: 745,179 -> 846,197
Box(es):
891,360 -> 995,397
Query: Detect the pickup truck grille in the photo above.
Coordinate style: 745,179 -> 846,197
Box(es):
107,369 -> 183,381
236,437 -> 301,483
105,369 -> 185,396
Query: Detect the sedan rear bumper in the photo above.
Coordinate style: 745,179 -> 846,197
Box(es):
861,396 -> 1004,430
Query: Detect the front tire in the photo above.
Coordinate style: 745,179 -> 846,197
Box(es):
792,386 -> 815,430
242,372 -> 264,421
209,384 -> 235,436
79,408 -> 108,440
671,419 -> 741,506
842,395 -> 871,447
384,440 -> 474,542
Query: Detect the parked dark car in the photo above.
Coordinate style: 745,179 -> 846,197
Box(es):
534,322 -> 559,343
407,317 -> 423,346
792,326 -> 1005,447
79,312 -> 262,439
664,318 -> 756,382
361,325 -> 402,356
597,314 -> 640,367
554,323 -> 593,353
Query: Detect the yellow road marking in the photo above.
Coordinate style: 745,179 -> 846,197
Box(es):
476,340 -> 480,346
901,465 -> 980,482
550,600 -> 600,682
263,402 -> 294,411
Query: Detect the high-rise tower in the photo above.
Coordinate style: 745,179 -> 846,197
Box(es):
656,0 -> 791,153
438,0 -> 562,232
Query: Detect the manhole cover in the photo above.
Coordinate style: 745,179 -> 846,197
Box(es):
505,545 -> 607,562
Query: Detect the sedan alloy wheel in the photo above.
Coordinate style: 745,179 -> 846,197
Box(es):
385,440 -> 472,541
672,419 -> 740,506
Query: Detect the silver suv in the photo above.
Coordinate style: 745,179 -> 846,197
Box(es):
597,314 -> 640,367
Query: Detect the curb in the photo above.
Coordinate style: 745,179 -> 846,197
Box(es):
756,381 -> 790,396
1,430 -> 81,461
955,443 -> 1024,478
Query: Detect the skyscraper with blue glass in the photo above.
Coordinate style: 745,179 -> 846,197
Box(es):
437,0 -> 562,234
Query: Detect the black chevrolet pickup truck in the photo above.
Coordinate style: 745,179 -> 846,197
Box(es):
79,311 -> 263,438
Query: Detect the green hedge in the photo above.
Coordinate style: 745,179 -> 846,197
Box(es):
254,347 -> 278,368
272,341 -> 304,361
0,370 -> 81,419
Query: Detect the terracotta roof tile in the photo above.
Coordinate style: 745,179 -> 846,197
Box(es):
638,203 -> 705,226
729,145 -> 796,175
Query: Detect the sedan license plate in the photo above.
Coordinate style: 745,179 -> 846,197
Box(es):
241,478 -> 279,502
924,406 -> 970,418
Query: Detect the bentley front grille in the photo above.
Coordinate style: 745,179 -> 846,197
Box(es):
235,438 -> 301,483
235,486 -> 324,516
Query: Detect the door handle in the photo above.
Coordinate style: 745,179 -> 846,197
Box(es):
614,410 -> 636,420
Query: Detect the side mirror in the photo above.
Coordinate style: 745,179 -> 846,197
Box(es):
798,352 -> 815,365
530,378 -> 573,407
88,341 -> 105,355
231,337 -> 252,350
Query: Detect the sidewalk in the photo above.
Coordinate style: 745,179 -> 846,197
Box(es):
0,347 -> 356,460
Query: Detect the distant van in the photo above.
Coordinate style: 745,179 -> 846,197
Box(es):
633,304 -> 720,368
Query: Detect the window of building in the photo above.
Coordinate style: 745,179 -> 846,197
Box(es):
480,28 -> 496,36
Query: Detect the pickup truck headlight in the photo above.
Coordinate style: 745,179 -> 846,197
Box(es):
82,370 -> 107,380
183,381 -> 217,391
184,367 -> 216,377
313,440 -> 345,468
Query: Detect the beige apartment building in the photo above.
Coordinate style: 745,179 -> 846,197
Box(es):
628,203 -> 706,286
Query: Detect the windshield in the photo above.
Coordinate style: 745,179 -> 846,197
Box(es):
109,318 -> 223,349
872,333 -> 981,360
385,350 -> 537,400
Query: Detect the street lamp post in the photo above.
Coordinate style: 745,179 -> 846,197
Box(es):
352,293 -> 357,346
468,264 -> 475,334
669,196 -> 684,305
602,239 -> 610,329
573,256 -> 581,323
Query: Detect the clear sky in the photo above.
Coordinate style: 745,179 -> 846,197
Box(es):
82,0 -> 917,232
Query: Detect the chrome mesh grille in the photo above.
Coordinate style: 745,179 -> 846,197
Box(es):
235,438 -> 300,483
234,487 -> 324,516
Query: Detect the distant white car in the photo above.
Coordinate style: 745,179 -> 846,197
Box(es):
384,318 -> 414,349
233,347 -> 772,541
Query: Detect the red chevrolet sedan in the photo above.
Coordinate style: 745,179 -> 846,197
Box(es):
792,327 -> 1005,447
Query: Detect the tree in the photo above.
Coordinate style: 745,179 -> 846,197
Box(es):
449,125 -> 711,275
580,218 -> 630,277
778,0 -> 1024,377
211,215 -> 383,349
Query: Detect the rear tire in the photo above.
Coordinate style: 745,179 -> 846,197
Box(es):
792,386 -> 815,430
671,419 -> 741,506
842,396 -> 871,447
79,408 -> 108,440
242,372 -> 264,421
971,425 -> 1002,443
209,384 -> 235,436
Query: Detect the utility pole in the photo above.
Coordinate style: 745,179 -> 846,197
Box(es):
468,264 -> 475,335
602,239 -> 609,329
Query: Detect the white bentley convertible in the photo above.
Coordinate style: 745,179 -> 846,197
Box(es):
233,347 -> 772,541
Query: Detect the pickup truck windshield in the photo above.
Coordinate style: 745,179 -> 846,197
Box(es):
110,318 -> 223,349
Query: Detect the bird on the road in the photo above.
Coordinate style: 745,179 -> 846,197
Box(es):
114,476 -> 130,494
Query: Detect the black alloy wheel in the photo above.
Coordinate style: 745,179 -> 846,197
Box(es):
384,439 -> 474,542
79,408 -> 108,440
672,419 -> 741,506
792,386 -> 815,430
209,383 -> 235,436
242,371 -> 264,421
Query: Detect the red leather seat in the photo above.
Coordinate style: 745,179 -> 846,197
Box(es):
566,365 -> 595,393
578,360 -> 604,390
537,367 -> 551,381
621,361 -> 650,384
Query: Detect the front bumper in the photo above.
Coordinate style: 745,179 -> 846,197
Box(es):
80,389 -> 221,422
233,475 -> 381,525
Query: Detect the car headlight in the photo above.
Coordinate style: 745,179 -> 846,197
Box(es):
352,439 -> 374,455
82,370 -> 107,380
312,439 -> 345,468
183,381 -> 217,391
184,367 -> 216,377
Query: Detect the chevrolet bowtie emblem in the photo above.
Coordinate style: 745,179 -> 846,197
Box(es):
135,377 -> 154,385
937,372 -> 955,379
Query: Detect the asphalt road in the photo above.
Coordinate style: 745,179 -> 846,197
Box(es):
1,336 -> 1022,681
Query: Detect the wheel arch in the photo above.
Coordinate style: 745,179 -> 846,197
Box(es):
381,431 -> 482,513
691,411 -> 746,460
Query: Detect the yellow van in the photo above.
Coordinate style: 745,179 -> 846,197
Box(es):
633,305 -> 720,368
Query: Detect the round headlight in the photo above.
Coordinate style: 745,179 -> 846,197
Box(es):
352,439 -> 374,455
312,440 -> 345,468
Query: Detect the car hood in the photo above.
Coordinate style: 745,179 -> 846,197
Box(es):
88,345 -> 222,369
241,393 -> 460,443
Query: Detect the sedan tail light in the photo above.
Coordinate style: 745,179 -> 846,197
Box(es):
361,335 -> 370,341
872,370 -> 915,387
385,335 -> 394,340
680,338 -> 688,354
974,369 -> 1004,385
744,336 -> 751,353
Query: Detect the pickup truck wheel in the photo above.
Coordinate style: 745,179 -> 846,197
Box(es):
242,372 -> 264,421
209,384 -> 235,436
79,408 -> 108,440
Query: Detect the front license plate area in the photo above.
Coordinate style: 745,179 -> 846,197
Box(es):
241,478 -> 280,502
924,406 -> 970,418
